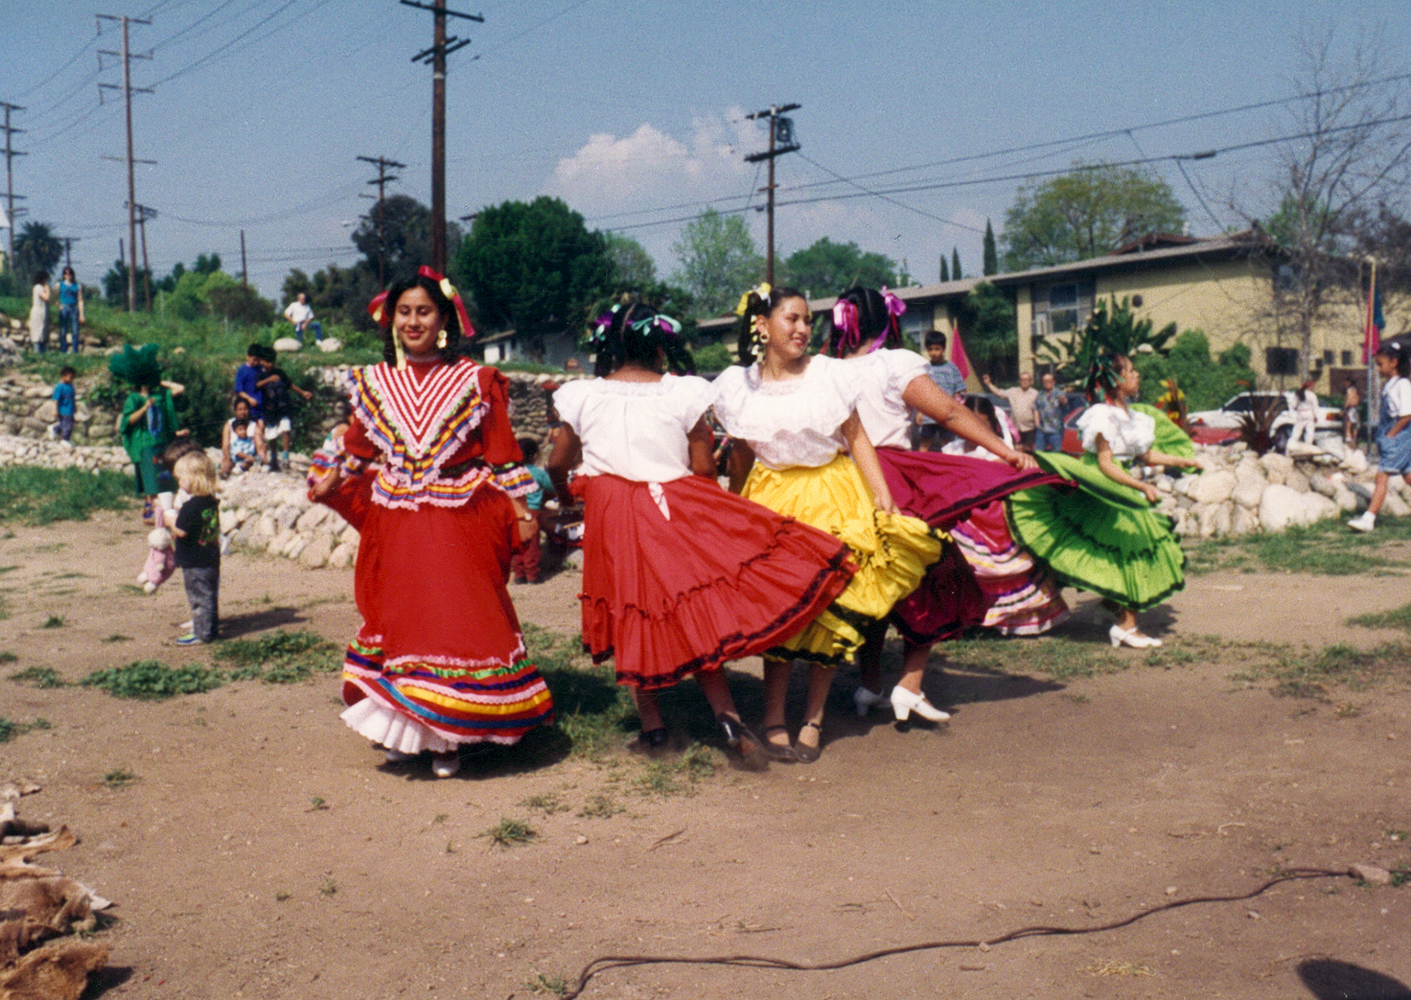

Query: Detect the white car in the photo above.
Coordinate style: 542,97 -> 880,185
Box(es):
1187,391 -> 1342,447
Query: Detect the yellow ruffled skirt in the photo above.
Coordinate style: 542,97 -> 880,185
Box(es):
743,454 -> 944,666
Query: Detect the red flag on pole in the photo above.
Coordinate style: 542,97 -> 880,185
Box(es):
1364,261 -> 1383,363
950,324 -> 971,381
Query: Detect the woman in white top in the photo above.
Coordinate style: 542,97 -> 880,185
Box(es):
29,271 -> 51,352
1007,353 -> 1198,647
548,303 -> 854,767
714,285 -> 941,762
830,286 -> 1059,724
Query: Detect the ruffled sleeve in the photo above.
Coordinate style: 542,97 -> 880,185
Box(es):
1078,404 -> 1118,455
670,374 -> 718,432
478,367 -> 533,497
883,349 -> 929,400
550,379 -> 589,437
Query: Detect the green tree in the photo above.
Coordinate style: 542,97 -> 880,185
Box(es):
194,253 -> 222,276
102,259 -> 153,308
939,255 -> 949,282
952,282 -> 1017,380
604,232 -> 657,287
1001,164 -> 1187,271
454,196 -> 613,358
1037,295 -> 1177,384
355,194 -> 462,287
12,221 -> 64,280
983,219 -> 999,276
282,264 -> 381,331
1131,328 -> 1259,411
951,247 -> 963,281
775,237 -> 896,298
669,209 -> 763,318
204,272 -> 276,326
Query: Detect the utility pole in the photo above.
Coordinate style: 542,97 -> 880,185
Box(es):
357,154 -> 405,287
240,230 -> 248,287
402,0 -> 480,274
97,13 -> 153,312
0,102 -> 25,269
130,203 -> 157,311
744,103 -> 801,286
60,237 -> 80,270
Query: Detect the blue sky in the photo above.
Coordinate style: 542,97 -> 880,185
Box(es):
4,1 -> 1407,303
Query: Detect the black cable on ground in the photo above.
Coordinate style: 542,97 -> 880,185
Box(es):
561,867 -> 1353,999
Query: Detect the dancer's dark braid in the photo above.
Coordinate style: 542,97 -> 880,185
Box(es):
587,302 -> 695,377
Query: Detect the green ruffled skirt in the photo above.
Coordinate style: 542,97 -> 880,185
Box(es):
1005,451 -> 1185,612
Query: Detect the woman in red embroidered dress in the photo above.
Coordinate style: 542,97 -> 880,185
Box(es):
310,269 -> 553,778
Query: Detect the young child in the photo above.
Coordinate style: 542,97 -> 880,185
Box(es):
914,330 -> 966,450
1349,344 -> 1411,532
51,366 -> 76,442
256,346 -> 313,471
509,437 -> 555,584
169,451 -> 221,645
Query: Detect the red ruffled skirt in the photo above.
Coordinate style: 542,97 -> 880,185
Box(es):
576,474 -> 855,690
876,447 -> 1065,645
321,472 -> 554,747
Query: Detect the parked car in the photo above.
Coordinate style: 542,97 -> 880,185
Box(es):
1186,391 -> 1340,450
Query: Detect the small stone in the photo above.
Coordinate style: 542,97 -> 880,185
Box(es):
574,835 -> 588,845
1349,863 -> 1393,885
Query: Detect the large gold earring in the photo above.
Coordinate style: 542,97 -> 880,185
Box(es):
394,335 -> 407,370
754,320 -> 768,346
437,329 -> 447,350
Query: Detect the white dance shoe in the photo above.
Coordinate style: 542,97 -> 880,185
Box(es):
1109,624 -> 1162,649
890,685 -> 951,723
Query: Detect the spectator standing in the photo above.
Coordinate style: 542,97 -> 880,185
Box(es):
510,437 -> 555,584
983,371 -> 1040,451
1033,372 -> 1066,452
55,267 -> 84,354
256,345 -> 312,471
1291,379 -> 1318,446
914,330 -> 967,451
1344,383 -> 1362,449
28,271 -> 50,352
234,344 -> 265,421
51,366 -> 76,442
283,292 -> 323,344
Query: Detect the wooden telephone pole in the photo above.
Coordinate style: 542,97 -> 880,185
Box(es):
97,13 -> 153,312
357,154 -> 406,287
745,103 -> 801,286
401,0 -> 481,275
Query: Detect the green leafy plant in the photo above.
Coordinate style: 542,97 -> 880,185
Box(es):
0,717 -> 51,742
1037,295 -> 1176,385
103,767 -> 138,789
479,816 -> 537,849
81,661 -> 225,700
10,666 -> 65,688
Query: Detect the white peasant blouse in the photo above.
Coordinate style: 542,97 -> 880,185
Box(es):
712,354 -> 862,470
552,374 -> 717,483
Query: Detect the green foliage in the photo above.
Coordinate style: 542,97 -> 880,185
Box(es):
12,221 -> 64,282
778,237 -> 897,299
1189,515 -> 1411,575
983,219 -> 999,276
354,194 -> 460,288
1002,163 -> 1187,270
1037,296 -> 1176,384
479,816 -> 538,848
10,667 -> 66,688
669,208 -> 763,318
81,661 -> 226,700
455,197 -> 613,356
102,258 -> 155,309
212,630 -> 342,683
951,247 -> 963,281
1131,329 -> 1259,411
604,232 -> 658,287
0,717 -> 52,742
103,767 -> 137,788
204,273 -> 276,327
939,255 -> 949,282
692,343 -> 733,372
0,467 -> 133,524
952,281 -> 1017,378
1347,602 -> 1411,632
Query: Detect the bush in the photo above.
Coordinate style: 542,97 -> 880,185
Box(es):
0,468 -> 134,523
1135,329 -> 1258,412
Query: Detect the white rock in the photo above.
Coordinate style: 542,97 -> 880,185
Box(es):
1384,490 -> 1411,518
316,337 -> 343,353
299,532 -> 334,568
1199,501 -> 1233,538
1307,472 -> 1337,499
273,337 -> 302,353
328,541 -> 356,570
1189,469 -> 1236,505
1259,452 -> 1293,484
295,505 -> 330,532
1343,448 -> 1369,475
340,525 -> 360,547
1285,468 -> 1310,493
1285,440 -> 1320,460
1302,492 -> 1340,522
1232,478 -> 1266,509
218,510 -> 239,535
1318,437 -> 1347,461
250,513 -> 277,545
1259,483 -> 1305,532
1231,505 -> 1260,536
1333,485 -> 1359,512
269,527 -> 296,554
273,504 -> 301,533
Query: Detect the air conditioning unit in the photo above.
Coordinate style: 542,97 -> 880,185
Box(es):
1031,314 -> 1050,338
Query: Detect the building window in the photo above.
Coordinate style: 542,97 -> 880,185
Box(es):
1323,350 -> 1334,365
1266,346 -> 1300,376
899,302 -> 933,350
1342,350 -> 1353,365
1033,279 -> 1095,336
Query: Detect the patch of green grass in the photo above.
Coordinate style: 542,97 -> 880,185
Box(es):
577,793 -> 624,819
0,565 -> 20,574
480,816 -> 537,849
631,744 -> 719,798
318,878 -> 338,897
212,630 -> 342,683
524,971 -> 571,997
0,467 -> 134,525
1227,640 -> 1411,699
10,666 -> 65,688
41,615 -> 65,629
81,660 -> 225,700
945,633 -> 1124,680
0,717 -> 51,742
102,634 -> 132,643
0,651 -> 16,664
1347,602 -> 1411,632
1188,517 -> 1411,576
103,767 -> 137,789
520,792 -> 570,816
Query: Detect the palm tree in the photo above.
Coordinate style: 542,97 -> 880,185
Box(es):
13,221 -> 64,280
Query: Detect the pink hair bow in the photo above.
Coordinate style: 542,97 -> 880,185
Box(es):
831,299 -> 860,355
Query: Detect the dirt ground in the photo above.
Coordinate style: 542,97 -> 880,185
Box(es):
2,508 -> 1410,1000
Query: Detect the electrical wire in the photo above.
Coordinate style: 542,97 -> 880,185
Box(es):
560,868 -> 1356,999
466,0 -> 595,63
